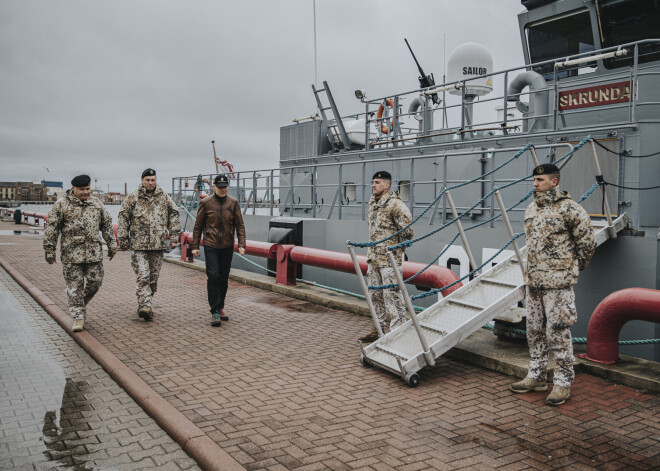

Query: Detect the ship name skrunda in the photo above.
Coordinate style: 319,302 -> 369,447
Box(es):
558,81 -> 631,110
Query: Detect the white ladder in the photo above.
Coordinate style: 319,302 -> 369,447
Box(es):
360,213 -> 629,387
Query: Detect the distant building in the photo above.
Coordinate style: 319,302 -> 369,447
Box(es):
107,192 -> 122,202
0,182 -> 17,201
0,181 -> 52,201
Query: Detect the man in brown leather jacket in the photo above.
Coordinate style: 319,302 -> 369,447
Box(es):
191,174 -> 246,326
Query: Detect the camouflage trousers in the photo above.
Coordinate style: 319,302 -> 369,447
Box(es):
367,263 -> 406,331
525,287 -> 578,388
130,250 -> 164,308
62,262 -> 104,320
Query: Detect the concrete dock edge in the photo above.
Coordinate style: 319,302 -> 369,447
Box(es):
0,256 -> 246,471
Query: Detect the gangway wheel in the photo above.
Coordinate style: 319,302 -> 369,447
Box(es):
404,372 -> 420,388
359,354 -> 371,367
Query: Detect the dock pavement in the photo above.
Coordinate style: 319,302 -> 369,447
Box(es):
0,219 -> 658,470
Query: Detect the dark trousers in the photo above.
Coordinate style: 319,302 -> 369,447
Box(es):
204,246 -> 234,313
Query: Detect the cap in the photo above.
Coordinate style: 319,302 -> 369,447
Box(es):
141,168 -> 156,178
71,174 -> 91,187
372,171 -> 392,181
214,174 -> 229,187
533,163 -> 560,176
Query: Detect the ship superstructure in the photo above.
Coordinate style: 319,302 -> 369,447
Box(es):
173,0 -> 660,362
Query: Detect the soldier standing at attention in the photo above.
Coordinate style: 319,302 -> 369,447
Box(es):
44,175 -> 117,332
511,163 -> 596,406
118,168 -> 180,321
191,174 -> 246,327
359,171 -> 414,343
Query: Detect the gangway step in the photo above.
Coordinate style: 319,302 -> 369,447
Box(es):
447,299 -> 485,311
360,213 -> 629,387
481,278 -> 520,288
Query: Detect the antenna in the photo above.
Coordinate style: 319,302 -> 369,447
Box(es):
313,0 -> 318,88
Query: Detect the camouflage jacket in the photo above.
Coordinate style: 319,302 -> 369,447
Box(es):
43,192 -> 117,264
524,188 -> 596,289
368,191 -> 414,267
117,185 -> 181,251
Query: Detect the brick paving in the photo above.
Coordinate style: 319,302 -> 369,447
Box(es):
0,262 -> 200,470
1,220 -> 659,470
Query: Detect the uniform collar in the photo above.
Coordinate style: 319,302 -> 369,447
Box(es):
533,187 -> 571,207
371,190 -> 393,207
138,184 -> 161,197
66,190 -> 90,206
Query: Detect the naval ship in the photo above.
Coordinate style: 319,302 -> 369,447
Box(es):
172,0 -> 660,372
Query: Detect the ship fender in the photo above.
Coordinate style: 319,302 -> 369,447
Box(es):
579,288 -> 660,364
506,71 -> 549,132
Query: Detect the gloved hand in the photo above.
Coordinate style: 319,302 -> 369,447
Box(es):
45,252 -> 56,264
108,249 -> 117,261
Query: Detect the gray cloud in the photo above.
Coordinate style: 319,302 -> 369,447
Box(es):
1,0 -> 524,192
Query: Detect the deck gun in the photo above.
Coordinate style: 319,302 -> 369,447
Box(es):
404,38 -> 440,105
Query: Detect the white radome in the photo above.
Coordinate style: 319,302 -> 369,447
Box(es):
446,42 -> 494,96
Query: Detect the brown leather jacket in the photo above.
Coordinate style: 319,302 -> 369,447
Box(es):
191,194 -> 246,250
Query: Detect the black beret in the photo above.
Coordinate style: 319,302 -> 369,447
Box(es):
141,168 -> 156,178
71,174 -> 91,187
372,171 -> 392,181
533,163 -> 560,176
214,174 -> 229,187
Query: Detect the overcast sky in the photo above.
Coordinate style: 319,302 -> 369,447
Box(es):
1,0 -> 525,193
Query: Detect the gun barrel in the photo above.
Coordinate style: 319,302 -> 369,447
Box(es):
404,38 -> 426,76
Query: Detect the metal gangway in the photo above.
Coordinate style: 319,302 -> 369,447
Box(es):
349,137 -> 630,386
356,213 -> 628,387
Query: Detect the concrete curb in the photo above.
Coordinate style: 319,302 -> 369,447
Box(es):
0,257 -> 246,471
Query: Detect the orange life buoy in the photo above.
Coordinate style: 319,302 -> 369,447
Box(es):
376,98 -> 394,134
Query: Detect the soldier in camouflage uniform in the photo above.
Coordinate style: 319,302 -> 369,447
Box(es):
360,171 -> 414,343
511,163 -> 596,406
43,175 -> 117,333
118,168 -> 180,321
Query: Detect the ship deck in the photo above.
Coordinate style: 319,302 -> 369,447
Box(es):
1,219 -> 659,470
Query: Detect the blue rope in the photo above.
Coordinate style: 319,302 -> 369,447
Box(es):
347,143 -> 532,248
578,183 -> 600,203
348,136 -> 593,250
365,136 -> 596,292
368,187 -> 535,291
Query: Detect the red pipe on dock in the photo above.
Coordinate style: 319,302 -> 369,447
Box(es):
578,288 -> 660,364
288,245 -> 461,295
178,231 -> 460,293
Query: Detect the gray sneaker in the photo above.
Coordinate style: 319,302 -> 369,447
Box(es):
510,377 -> 548,393
546,386 -> 571,406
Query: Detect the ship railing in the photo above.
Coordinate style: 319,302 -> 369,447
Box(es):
171,142 -> 573,224
315,38 -> 660,151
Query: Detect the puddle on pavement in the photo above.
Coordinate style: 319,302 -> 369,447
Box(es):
42,378 -> 93,470
0,229 -> 43,236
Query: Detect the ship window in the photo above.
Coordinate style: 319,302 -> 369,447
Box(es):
526,9 -> 595,78
398,181 -> 410,202
598,0 -> 660,69
344,182 -> 356,203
